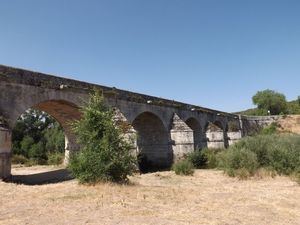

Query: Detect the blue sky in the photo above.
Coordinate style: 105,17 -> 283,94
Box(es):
0,0 -> 299,112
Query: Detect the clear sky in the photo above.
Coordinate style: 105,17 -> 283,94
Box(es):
0,0 -> 299,112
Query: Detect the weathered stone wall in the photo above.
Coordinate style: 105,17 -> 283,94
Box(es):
227,131 -> 243,146
170,114 -> 194,161
240,115 -> 282,136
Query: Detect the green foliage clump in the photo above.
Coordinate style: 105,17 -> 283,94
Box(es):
202,148 -> 222,169
12,109 -> 65,165
287,100 -> 300,114
259,122 -> 279,135
172,160 -> 194,176
216,134 -> 300,182
217,147 -> 259,177
252,89 -> 287,115
68,91 -> 136,183
186,150 -> 207,169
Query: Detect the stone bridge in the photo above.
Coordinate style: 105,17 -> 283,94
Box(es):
0,65 -> 243,179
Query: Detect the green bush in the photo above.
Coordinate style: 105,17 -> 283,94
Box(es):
47,152 -> 64,165
68,90 -> 136,183
217,134 -> 300,182
11,154 -> 29,165
28,142 -> 47,163
202,148 -> 222,169
186,150 -> 207,169
217,147 -> 259,176
172,160 -> 194,176
259,122 -> 279,135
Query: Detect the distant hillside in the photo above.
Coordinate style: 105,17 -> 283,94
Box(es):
236,100 -> 300,116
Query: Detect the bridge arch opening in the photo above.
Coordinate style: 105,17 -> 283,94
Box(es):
5,100 -> 81,182
132,112 -> 172,173
185,118 -> 202,150
205,121 -> 228,149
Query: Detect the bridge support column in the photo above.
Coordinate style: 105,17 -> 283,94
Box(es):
227,130 -> 242,146
206,131 -> 226,149
170,114 -> 194,162
0,126 -> 12,180
64,134 -> 80,165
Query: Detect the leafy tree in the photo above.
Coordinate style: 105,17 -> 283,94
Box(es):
19,136 -> 34,157
69,91 -> 136,183
12,109 -> 65,164
44,122 -> 65,153
252,89 -> 287,115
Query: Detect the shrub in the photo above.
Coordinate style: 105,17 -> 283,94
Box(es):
11,154 -> 29,165
28,142 -> 48,164
218,134 -> 300,182
68,90 -> 136,183
186,150 -> 207,169
202,148 -> 222,169
259,122 -> 279,135
47,152 -> 64,165
217,147 -> 259,176
235,168 -> 251,180
172,160 -> 194,176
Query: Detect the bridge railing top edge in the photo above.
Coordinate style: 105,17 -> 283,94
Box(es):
0,64 -> 237,118
240,115 -> 283,120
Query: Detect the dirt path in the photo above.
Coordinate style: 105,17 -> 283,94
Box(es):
0,166 -> 299,225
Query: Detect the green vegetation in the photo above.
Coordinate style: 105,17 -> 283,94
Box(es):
225,134 -> 300,177
12,109 -> 65,165
252,89 -> 287,115
188,134 -> 300,181
259,122 -> 279,135
217,147 -> 259,177
68,91 -> 136,183
180,132 -> 300,183
239,89 -> 300,116
172,159 -> 194,176
186,150 -> 207,169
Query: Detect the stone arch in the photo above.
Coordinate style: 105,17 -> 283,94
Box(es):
132,111 -> 172,172
33,100 -> 82,163
185,117 -> 202,150
14,99 -> 81,165
205,120 -> 228,148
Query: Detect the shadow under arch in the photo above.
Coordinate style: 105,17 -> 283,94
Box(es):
132,111 -> 172,173
185,117 -> 203,150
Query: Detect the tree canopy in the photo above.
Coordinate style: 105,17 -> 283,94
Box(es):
252,89 -> 287,115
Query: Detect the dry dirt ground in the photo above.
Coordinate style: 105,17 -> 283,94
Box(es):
0,166 -> 299,225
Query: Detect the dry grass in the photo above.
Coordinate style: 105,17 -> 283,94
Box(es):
277,115 -> 300,134
0,166 -> 299,225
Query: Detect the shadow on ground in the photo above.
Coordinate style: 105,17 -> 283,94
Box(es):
9,169 -> 74,185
